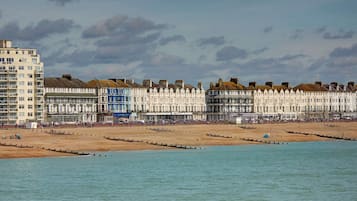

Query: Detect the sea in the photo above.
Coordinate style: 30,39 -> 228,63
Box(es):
0,141 -> 356,201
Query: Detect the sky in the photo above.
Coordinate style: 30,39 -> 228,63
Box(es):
1,0 -> 357,87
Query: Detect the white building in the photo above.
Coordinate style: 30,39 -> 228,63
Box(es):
44,74 -> 97,124
206,78 -> 253,122
252,82 -> 305,120
0,40 -> 44,125
87,79 -> 131,123
123,79 -> 148,121
143,79 -> 206,122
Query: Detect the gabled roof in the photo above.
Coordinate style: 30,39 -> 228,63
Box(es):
294,83 -> 328,91
210,81 -> 245,90
44,75 -> 89,88
86,79 -> 129,88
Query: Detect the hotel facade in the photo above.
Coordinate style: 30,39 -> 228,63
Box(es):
1,40 -> 356,125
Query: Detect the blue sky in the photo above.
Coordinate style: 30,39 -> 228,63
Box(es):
1,0 -> 356,86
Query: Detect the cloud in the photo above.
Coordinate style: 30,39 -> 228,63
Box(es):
149,53 -> 185,65
82,15 -> 168,38
95,32 -> 161,47
159,35 -> 186,45
252,47 -> 269,55
0,10 -> 2,19
290,29 -> 304,40
216,46 -> 248,61
197,36 -> 226,47
330,43 -> 357,58
323,30 -> 354,40
278,54 -> 307,61
48,0 -> 77,6
0,19 -> 78,41
263,26 -> 273,33
316,26 -> 326,33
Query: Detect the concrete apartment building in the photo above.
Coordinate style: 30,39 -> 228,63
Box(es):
0,40 -> 44,125
143,79 -> 206,122
44,74 -> 97,124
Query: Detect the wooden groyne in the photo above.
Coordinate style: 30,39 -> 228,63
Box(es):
44,129 -> 74,135
239,126 -> 257,129
239,137 -> 287,145
104,136 -> 201,150
206,133 -> 233,138
148,128 -> 173,132
0,141 -> 90,156
286,130 -> 357,141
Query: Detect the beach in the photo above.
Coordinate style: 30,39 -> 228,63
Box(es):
1,121 -> 356,159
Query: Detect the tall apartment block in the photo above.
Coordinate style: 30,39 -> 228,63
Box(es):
0,40 -> 44,125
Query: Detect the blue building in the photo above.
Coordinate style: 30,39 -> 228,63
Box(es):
87,79 -> 131,123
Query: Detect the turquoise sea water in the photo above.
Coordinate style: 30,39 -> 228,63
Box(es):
1,142 -> 356,201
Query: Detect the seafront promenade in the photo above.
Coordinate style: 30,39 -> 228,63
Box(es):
1,121 -> 356,159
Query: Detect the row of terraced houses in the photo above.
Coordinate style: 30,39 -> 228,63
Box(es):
1,40 -> 356,125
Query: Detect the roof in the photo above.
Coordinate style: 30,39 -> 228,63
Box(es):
294,83 -> 328,91
210,81 -> 246,90
44,76 -> 89,88
86,80 -> 129,88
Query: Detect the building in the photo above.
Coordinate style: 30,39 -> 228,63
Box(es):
143,79 -> 206,122
251,81 -> 305,121
0,40 -> 44,125
206,78 -> 253,122
123,79 -> 148,121
87,79 -> 131,123
44,74 -> 97,124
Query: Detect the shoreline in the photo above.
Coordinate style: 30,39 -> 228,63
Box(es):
1,121 -> 356,159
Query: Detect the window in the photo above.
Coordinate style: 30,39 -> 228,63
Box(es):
27,81 -> 33,86
18,74 -> 25,78
28,74 -> 33,78
28,97 -> 33,101
28,89 -> 33,94
27,66 -> 32,70
18,89 -> 25,94
28,112 -> 33,117
32,58 -> 37,64
19,105 -> 25,109
19,66 -> 24,70
19,97 -> 25,101
28,105 -> 33,109
35,66 -> 41,71
19,81 -> 24,86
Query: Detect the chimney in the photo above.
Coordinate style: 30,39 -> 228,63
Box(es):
126,79 -> 134,85
265,81 -> 273,87
143,79 -> 152,88
315,81 -> 322,86
197,81 -> 202,89
62,74 -> 72,80
339,84 -> 344,91
0,40 -> 12,48
218,78 -> 223,87
330,82 -> 338,88
175,80 -> 185,88
230,78 -> 238,85
282,82 -> 289,88
249,82 -> 256,88
159,80 -> 168,88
